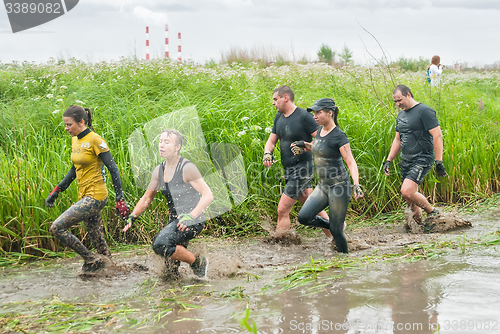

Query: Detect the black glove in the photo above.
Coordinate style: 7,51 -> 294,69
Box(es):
290,141 -> 306,155
45,186 -> 61,207
383,160 -> 391,174
115,199 -> 131,220
126,214 -> 137,225
435,160 -> 448,177
263,152 -> 274,164
353,184 -> 364,197
122,214 -> 136,233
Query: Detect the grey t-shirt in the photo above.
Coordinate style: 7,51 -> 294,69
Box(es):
396,103 -> 439,162
311,126 -> 349,182
272,107 -> 318,168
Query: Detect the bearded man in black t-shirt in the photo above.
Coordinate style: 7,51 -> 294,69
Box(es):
263,86 -> 330,238
384,85 -> 448,223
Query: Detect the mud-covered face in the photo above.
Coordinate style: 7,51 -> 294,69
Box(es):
62,116 -> 86,137
158,133 -> 181,158
313,109 -> 333,126
272,92 -> 287,113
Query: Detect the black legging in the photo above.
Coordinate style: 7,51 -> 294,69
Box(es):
298,179 -> 351,253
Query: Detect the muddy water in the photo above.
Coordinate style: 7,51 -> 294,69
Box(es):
1,210 -> 500,334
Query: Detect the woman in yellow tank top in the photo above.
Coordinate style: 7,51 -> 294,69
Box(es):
45,105 -> 130,273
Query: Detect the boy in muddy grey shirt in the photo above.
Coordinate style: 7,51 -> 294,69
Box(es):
383,85 -> 448,223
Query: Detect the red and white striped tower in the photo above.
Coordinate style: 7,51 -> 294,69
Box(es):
178,32 -> 182,63
164,24 -> 169,59
145,26 -> 150,60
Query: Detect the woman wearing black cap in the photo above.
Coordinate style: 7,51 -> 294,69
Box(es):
292,98 -> 363,253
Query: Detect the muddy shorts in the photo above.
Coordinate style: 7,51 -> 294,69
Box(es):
283,160 -> 314,200
400,158 -> 433,185
152,215 -> 205,258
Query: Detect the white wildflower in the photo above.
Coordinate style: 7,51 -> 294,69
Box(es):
75,100 -> 85,105
250,125 -> 262,131
52,109 -> 60,114
60,85 -> 67,89
238,130 -> 246,137
240,117 -> 250,122
57,99 -> 63,102
265,127 -> 272,133
46,94 -> 54,98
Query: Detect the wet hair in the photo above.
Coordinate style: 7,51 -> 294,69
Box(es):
273,85 -> 295,102
63,105 -> 93,130
393,85 -> 413,98
431,55 -> 441,66
161,129 -> 183,149
323,106 -> 340,127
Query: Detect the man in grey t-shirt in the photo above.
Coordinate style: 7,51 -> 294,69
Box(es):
383,85 -> 448,222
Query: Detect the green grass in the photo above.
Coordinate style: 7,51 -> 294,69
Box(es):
1,59 -> 500,255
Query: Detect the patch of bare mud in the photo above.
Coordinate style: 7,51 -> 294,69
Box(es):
341,224 -> 435,256
424,212 -> 473,233
79,254 -> 149,278
264,229 -> 302,246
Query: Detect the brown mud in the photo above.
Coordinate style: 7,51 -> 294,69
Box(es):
404,206 -> 473,234
258,206 -> 473,255
1,208 -> 499,334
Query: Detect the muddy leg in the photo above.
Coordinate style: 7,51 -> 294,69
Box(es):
299,188 -> 331,237
153,220 -> 203,264
297,186 -> 329,230
83,198 -> 110,257
50,197 -> 101,261
84,214 -> 111,257
401,179 -> 433,214
327,181 -> 351,254
276,193 -> 297,236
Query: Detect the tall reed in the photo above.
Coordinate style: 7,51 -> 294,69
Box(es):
1,59 -> 499,255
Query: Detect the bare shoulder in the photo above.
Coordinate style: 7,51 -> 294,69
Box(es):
183,161 -> 202,182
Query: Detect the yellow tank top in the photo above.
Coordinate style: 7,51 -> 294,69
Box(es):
71,131 -> 110,201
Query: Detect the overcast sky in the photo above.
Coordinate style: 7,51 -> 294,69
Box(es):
1,0 -> 500,66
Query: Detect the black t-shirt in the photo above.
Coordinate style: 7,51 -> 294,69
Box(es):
311,126 -> 349,181
396,103 -> 440,162
272,107 -> 318,168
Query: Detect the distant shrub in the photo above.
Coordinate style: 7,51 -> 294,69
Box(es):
394,56 -> 429,72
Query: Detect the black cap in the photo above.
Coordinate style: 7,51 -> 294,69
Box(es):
307,98 -> 336,112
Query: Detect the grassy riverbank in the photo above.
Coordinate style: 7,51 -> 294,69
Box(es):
1,59 -> 500,255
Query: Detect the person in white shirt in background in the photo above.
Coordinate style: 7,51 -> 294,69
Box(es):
429,55 -> 445,86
